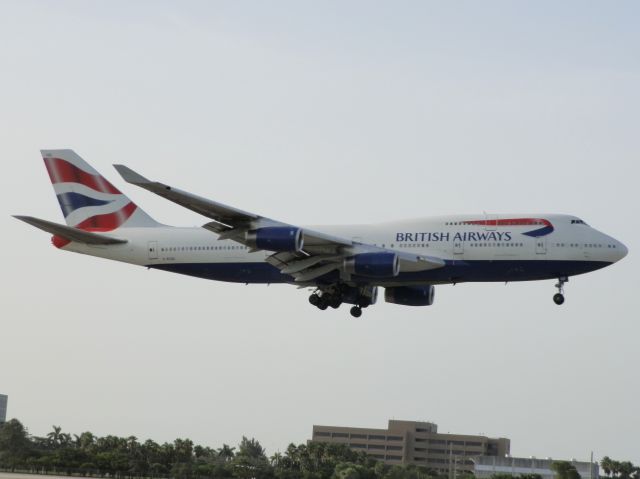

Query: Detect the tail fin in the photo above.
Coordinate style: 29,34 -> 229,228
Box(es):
42,149 -> 159,230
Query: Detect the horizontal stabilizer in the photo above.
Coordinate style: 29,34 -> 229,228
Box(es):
13,215 -> 127,245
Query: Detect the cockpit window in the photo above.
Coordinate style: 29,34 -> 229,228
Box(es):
571,219 -> 588,225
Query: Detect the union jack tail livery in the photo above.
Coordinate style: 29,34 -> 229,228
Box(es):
42,149 -> 159,231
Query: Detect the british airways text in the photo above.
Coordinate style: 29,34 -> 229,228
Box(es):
396,231 -> 513,242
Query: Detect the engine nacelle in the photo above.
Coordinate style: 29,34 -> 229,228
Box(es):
384,285 -> 435,306
343,252 -> 399,278
245,227 -> 303,252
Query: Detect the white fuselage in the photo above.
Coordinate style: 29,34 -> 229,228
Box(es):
59,214 -> 627,286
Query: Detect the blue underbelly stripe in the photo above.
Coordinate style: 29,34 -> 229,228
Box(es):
148,260 -> 612,284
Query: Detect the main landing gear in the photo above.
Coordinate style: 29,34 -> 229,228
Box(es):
309,285 -> 375,318
309,292 -> 365,317
553,276 -> 568,305
308,293 -> 341,310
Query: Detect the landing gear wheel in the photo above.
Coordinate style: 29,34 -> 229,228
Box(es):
350,306 -> 362,318
308,294 -> 320,306
317,300 -> 328,310
329,297 -> 342,309
553,276 -> 568,305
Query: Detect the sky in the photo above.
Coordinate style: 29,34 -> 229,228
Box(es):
1,0 -> 639,465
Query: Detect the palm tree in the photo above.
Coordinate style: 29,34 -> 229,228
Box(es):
59,433 -> 72,447
270,452 -> 283,467
47,425 -> 63,448
126,435 -> 139,452
218,444 -> 236,462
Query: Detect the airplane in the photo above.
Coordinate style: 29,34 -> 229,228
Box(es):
14,149 -> 628,318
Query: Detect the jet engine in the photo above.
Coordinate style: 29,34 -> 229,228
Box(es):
384,285 -> 435,306
245,226 -> 303,252
343,252 -> 399,278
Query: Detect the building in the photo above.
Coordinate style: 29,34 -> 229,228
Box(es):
473,456 -> 599,479
311,419 -> 510,472
0,394 -> 7,424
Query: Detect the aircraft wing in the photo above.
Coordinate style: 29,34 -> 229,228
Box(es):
114,165 -> 444,282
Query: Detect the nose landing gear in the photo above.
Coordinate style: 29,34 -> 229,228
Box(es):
553,276 -> 568,305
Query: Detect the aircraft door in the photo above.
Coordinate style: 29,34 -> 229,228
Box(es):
535,237 -> 547,254
453,239 -> 464,255
148,241 -> 158,260
484,213 -> 497,231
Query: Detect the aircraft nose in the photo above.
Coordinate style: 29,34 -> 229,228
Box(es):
616,240 -> 628,261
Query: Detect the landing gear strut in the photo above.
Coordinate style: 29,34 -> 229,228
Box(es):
553,276 -> 568,305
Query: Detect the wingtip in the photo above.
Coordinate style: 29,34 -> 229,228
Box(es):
13,215 -> 39,228
113,164 -> 150,184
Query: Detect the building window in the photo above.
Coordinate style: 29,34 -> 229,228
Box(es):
350,443 -> 366,449
386,455 -> 402,461
314,432 -> 330,437
368,444 -> 385,450
332,433 -> 348,438
351,433 -> 367,439
369,435 -> 386,440
388,436 -> 403,441
387,446 -> 402,451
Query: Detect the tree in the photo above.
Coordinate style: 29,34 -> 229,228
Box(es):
237,436 -> 267,459
618,462 -> 635,479
174,438 -> 194,463
602,458 -> 614,478
218,444 -> 236,462
75,431 -> 95,451
551,461 -> 581,479
233,437 -> 272,479
332,462 -> 366,479
0,419 -> 32,468
46,425 -> 63,448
